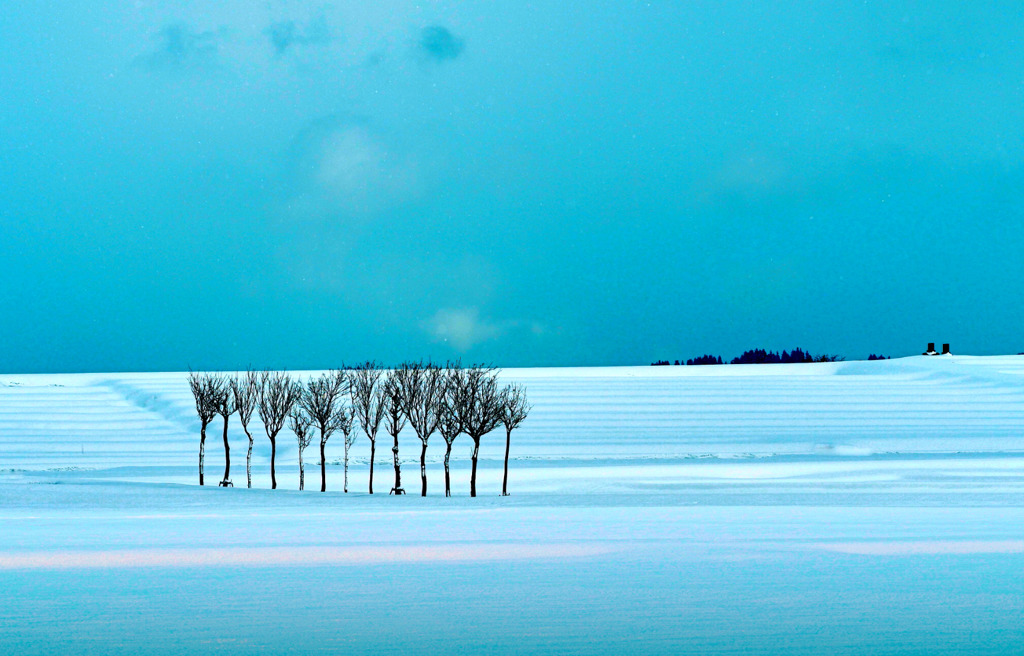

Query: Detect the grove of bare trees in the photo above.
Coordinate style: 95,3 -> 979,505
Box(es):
188,363 -> 529,497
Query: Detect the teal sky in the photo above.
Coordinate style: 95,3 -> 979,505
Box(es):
2,2 -> 1023,372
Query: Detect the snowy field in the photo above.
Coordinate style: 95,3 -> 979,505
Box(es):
3,356 -> 1024,654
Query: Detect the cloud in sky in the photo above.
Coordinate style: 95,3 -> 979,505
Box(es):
286,118 -> 422,220
140,23 -> 223,71
419,26 -> 464,62
266,13 -> 333,55
423,308 -> 504,351
423,308 -> 546,352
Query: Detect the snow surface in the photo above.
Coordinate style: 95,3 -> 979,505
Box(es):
2,356 -> 1024,654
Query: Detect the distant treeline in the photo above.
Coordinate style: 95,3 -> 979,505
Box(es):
652,348 -> 872,366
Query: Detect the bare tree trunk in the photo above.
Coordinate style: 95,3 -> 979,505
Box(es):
245,429 -> 253,489
270,438 -> 277,490
221,415 -> 231,483
419,441 -> 428,496
299,450 -> 304,491
368,440 -> 375,494
392,433 -> 403,493
344,440 -> 350,493
470,439 -> 480,498
502,426 -> 511,496
320,442 -> 327,492
199,422 -> 207,486
444,442 -> 452,497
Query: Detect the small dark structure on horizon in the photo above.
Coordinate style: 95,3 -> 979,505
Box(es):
923,343 -> 951,356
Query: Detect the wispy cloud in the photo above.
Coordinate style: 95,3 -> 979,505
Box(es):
139,23 -> 223,72
266,13 -> 333,56
419,26 -> 464,62
423,308 -> 546,352
284,117 -> 422,221
424,308 -> 502,351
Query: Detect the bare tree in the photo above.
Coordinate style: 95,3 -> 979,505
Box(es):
214,380 -> 237,487
231,369 -> 260,489
350,361 -> 387,494
289,406 -> 315,491
188,371 -> 223,486
397,361 -> 445,496
257,370 -> 301,490
300,370 -> 349,492
499,383 -> 530,496
339,405 -> 357,492
457,366 -> 504,497
436,363 -> 466,497
383,371 -> 406,494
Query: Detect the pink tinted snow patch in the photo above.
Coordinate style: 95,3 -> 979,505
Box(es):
0,542 -> 614,571
814,540 -> 1024,556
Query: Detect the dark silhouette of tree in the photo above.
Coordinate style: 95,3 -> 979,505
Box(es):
686,355 -> 723,365
867,354 -> 890,361
397,361 -> 445,497
732,349 -> 777,364
289,406 -> 314,491
436,363 -> 466,497
231,369 -> 260,489
213,380 -> 237,486
300,370 -> 349,493
383,371 -> 407,494
188,371 -> 224,486
728,348 -> 843,364
350,361 -> 387,494
257,370 -> 301,490
813,353 -> 844,362
457,366 -> 504,497
499,383 -> 530,497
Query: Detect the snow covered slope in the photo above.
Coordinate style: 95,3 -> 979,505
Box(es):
4,356 -> 1024,470
3,356 -> 1024,655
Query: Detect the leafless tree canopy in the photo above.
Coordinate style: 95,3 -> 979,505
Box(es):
232,370 -> 259,429
300,370 -> 349,444
437,364 -> 466,447
396,362 -> 445,440
258,371 -> 300,439
383,372 -> 406,439
290,407 -> 314,451
189,370 -> 222,427
500,384 -> 530,431
350,362 -> 386,442
459,366 -> 504,440
213,382 -> 236,420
